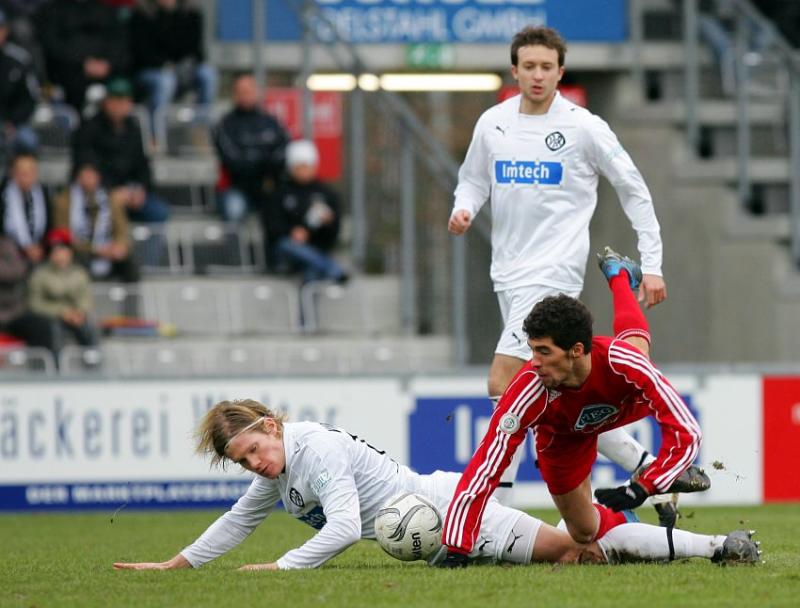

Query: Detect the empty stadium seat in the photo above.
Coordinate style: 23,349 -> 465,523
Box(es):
274,341 -> 352,374
154,104 -> 213,157
153,281 -> 232,335
231,280 -> 300,335
131,224 -> 185,274
31,103 -> 80,156
300,277 -> 402,335
209,342 -> 277,375
0,347 -> 57,377
58,345 -> 110,376
123,342 -> 211,376
92,284 -> 150,321
184,223 -> 257,275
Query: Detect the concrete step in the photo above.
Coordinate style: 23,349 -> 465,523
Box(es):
676,157 -> 791,184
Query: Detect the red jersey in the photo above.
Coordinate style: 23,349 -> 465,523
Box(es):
443,337 -> 701,555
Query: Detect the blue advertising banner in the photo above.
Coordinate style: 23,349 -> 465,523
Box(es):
217,0 -> 628,44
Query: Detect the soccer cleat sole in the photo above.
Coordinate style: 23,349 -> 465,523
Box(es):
667,465 -> 712,494
596,246 -> 643,290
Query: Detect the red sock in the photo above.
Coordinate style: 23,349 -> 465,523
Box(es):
593,503 -> 628,541
609,271 -> 650,344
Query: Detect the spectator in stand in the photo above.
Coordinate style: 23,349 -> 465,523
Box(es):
35,0 -> 131,111
264,140 -> 347,284
0,233 -> 58,353
0,152 -> 49,264
29,228 -> 98,348
214,73 -> 288,222
0,8 -> 39,153
0,1 -> 47,79
72,77 -> 169,223
53,163 -> 139,283
130,0 -> 217,128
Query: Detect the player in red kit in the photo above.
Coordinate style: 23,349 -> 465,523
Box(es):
441,248 -> 702,567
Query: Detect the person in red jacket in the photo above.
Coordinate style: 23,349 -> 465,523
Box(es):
441,248 -> 703,567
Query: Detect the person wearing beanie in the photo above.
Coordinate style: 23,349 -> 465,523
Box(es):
263,139 -> 347,283
28,228 -> 99,347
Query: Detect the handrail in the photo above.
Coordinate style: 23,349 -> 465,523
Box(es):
680,0 -> 800,266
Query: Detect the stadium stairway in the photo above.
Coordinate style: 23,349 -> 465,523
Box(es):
576,5 -> 800,363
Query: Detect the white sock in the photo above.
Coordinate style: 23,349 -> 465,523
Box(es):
597,523 -> 726,563
597,427 -> 652,472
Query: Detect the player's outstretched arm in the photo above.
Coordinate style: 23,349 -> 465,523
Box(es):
113,553 -> 192,570
238,562 -> 279,571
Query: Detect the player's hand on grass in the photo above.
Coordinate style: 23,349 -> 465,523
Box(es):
113,554 -> 191,570
448,210 -> 472,235
113,562 -> 171,570
238,562 -> 280,571
639,274 -> 667,309
594,481 -> 649,511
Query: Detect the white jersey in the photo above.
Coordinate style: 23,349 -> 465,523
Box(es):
180,421 -> 521,570
452,92 -> 662,292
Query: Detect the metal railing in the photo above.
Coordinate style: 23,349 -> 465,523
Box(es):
236,0 -> 495,363
681,0 -> 800,265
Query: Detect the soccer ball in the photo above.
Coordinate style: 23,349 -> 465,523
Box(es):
374,493 -> 443,562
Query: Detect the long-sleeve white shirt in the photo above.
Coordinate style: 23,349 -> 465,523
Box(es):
453,92 -> 662,292
180,421 -> 436,570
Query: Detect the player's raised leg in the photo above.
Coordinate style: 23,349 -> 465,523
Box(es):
595,246 -> 709,526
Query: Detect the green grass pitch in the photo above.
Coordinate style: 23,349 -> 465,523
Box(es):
2,504 -> 799,608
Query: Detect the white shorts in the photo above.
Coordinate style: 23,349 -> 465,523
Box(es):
420,471 -> 542,565
495,285 -> 581,360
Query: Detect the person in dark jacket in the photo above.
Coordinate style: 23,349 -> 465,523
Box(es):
0,233 -> 58,353
34,0 -> 131,111
72,77 -> 169,223
0,152 -> 50,264
214,73 -> 288,222
130,0 -> 216,125
0,9 -> 38,153
264,140 -> 347,283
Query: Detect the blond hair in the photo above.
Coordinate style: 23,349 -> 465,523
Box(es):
195,399 -> 287,468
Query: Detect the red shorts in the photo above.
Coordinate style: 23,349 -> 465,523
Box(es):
535,431 -> 598,495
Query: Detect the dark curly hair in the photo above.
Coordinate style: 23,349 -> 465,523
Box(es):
510,26 -> 567,67
522,294 -> 593,353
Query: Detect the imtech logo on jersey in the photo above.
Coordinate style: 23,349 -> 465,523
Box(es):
494,160 -> 563,186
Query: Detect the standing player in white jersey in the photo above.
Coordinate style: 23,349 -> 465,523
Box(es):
112,399 -> 757,571
447,26 -> 695,522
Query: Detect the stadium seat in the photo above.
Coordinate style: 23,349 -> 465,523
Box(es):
31,103 -> 80,157
153,281 -> 232,335
0,347 -> 57,377
357,342 -> 412,374
230,280 -> 300,335
131,224 -> 185,274
153,103 -> 213,157
273,341 -> 352,374
92,284 -> 150,321
183,223 -> 257,275
209,342 -> 278,375
58,345 -> 112,376
300,277 -> 402,335
122,342 -> 211,376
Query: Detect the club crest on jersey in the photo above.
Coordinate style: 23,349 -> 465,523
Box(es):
494,160 -> 563,185
499,413 -> 521,434
574,404 -> 619,431
289,487 -> 305,508
545,131 -> 566,151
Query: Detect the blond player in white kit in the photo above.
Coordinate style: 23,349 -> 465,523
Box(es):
447,26 -> 708,522
113,400 -> 756,571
